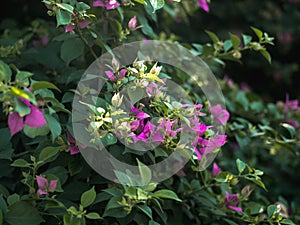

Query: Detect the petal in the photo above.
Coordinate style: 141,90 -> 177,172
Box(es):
198,0 -> 209,12
49,180 -> 58,192
66,131 -> 76,143
93,0 -> 105,7
38,189 -> 48,195
65,24 -> 75,33
78,20 -> 90,29
151,131 -> 165,143
228,206 -> 243,212
70,145 -> 80,155
105,70 -> 115,81
8,112 -> 24,136
119,69 -> 127,79
212,162 -> 222,177
24,106 -> 47,127
36,176 -> 48,189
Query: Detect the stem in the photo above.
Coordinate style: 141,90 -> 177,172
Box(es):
76,27 -> 98,60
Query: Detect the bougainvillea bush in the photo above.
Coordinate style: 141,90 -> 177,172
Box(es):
0,0 -> 300,225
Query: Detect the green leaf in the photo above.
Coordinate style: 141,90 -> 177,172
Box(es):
39,146 -> 60,162
76,2 -> 91,10
5,201 -> 44,225
223,40 -> 233,52
44,114 -> 62,142
11,159 -> 30,168
85,212 -> 102,220
31,81 -> 60,92
206,31 -> 220,43
149,221 -> 160,225
281,219 -> 296,225
236,159 -> 246,174
81,187 -> 96,208
14,99 -> 30,116
63,213 -> 83,225
149,0 -> 165,12
152,189 -> 181,202
260,49 -> 271,63
61,38 -> 85,64
0,209 -> 3,225
0,60 -> 11,82
242,34 -> 252,45
223,218 -> 239,225
23,125 -> 49,138
137,159 -> 152,186
56,9 -> 72,26
137,205 -> 152,219
229,33 -> 241,49
7,194 -> 20,206
247,178 -> 267,191
56,3 -> 74,14
15,71 -> 31,86
267,205 -> 279,218
134,0 -> 148,4
251,27 -> 263,41
0,128 -> 14,160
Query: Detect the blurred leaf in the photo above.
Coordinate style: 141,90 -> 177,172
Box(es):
236,158 -> 246,174
229,33 -> 240,49
206,31 -> 220,43
56,9 -> 72,26
31,81 -> 60,92
0,60 -> 11,82
149,0 -> 165,12
61,38 -> 85,64
137,205 -> 152,219
251,27 -> 263,40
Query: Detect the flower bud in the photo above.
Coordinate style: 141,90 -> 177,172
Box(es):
111,93 -> 123,107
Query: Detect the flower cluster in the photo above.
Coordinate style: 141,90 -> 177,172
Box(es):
85,61 -> 229,162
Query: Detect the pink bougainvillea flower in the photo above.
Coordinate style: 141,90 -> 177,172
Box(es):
128,16 -> 142,31
130,106 -> 150,120
119,69 -> 127,79
210,104 -> 230,125
128,16 -> 137,31
66,131 -> 87,155
224,191 -> 243,212
65,14 -> 90,33
212,162 -> 222,177
33,36 -> 49,48
284,94 -> 299,112
8,98 -> 46,136
198,0 -> 209,12
194,134 -> 226,160
105,70 -> 115,82
93,0 -> 120,10
36,175 -> 58,195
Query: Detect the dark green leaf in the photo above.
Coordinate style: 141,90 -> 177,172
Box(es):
61,38 -> 85,64
39,146 -> 60,162
81,187 -> 96,208
137,205 -> 152,219
0,60 -> 11,82
44,114 -> 62,142
31,81 -> 60,92
5,201 -> 44,225
152,189 -> 181,202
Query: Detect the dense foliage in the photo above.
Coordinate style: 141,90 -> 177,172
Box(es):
0,0 -> 299,225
